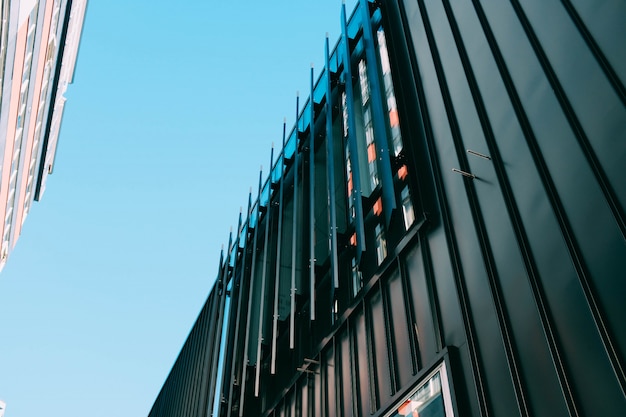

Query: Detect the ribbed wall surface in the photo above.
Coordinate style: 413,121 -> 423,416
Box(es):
147,1 -> 626,416
389,0 -> 626,416
148,283 -> 226,417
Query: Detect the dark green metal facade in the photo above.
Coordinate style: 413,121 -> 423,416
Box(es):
148,1 -> 626,416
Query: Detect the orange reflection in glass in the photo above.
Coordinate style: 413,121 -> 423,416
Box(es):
368,143 -> 377,163
348,172 -> 353,193
389,109 -> 399,127
398,400 -> 420,416
373,197 -> 383,216
398,164 -> 408,180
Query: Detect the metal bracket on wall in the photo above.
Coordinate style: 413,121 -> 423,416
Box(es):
296,367 -> 317,374
466,149 -> 491,160
452,168 -> 477,179
296,357 -> 321,375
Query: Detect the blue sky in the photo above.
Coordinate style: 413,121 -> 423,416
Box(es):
0,1 -> 356,416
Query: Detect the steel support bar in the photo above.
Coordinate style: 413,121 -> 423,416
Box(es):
254,147 -> 274,397
238,170 -> 264,417
210,230 -> 234,416
309,66 -> 316,321
226,203 -> 249,417
206,246 -> 227,416
270,121 -> 287,374
290,95 -> 300,350
325,35 -> 340,290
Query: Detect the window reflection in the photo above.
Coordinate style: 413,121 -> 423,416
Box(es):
389,370 -> 446,417
401,185 -> 415,230
358,59 -> 379,192
375,223 -> 387,265
377,28 -> 404,157
342,92 -> 356,221
351,256 -> 363,296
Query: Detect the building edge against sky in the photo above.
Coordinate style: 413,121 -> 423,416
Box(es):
0,0 -> 87,271
147,0 -> 626,417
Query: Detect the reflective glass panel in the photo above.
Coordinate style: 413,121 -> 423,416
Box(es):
401,186 -> 415,230
387,370 -> 447,417
375,223 -> 387,265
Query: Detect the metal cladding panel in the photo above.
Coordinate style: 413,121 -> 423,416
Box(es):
148,1 -> 626,417
147,286 -> 222,417
396,0 -> 626,416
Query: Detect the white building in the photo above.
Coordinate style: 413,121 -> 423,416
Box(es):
0,0 -> 87,271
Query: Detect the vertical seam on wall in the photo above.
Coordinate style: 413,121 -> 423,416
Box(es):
398,246 -> 423,373
433,2 -> 532,416
509,0 -> 626,397
561,0 -> 626,240
386,0 -> 444,363
412,0 -> 492,416
350,305 -> 365,416
419,232 -> 444,358
335,333 -> 343,417
469,1 -> 585,414
381,268 -> 400,394
520,1 -> 626,242
462,1 -> 581,416
464,0 -> 579,416
364,293 -> 380,412
347,317 -> 360,416
321,342 -> 328,417
560,0 -> 626,107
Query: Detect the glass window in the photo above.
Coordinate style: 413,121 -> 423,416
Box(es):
377,28 -> 404,157
351,257 -> 363,297
401,186 -> 415,230
386,363 -> 455,417
357,59 -> 379,193
342,92 -> 356,222
373,197 -> 383,217
375,224 -> 387,265
358,60 -> 370,103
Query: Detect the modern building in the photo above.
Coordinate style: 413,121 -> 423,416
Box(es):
0,0 -> 87,270
148,0 -> 626,416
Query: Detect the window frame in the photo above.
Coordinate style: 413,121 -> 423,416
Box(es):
383,360 -> 456,417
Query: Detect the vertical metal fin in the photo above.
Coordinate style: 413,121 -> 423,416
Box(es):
239,172 -> 263,417
271,121 -> 287,374
254,147 -> 274,397
207,246 -> 227,416
325,34 -> 340,290
309,65 -> 316,321
226,205 -> 248,417
290,94 -> 300,350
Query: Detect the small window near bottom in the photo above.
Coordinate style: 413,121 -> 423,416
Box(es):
386,362 -> 455,417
